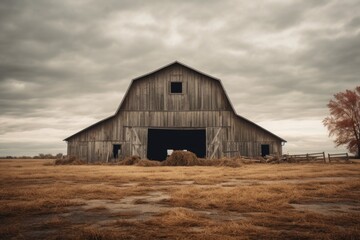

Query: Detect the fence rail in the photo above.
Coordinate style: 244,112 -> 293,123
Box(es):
328,153 -> 349,162
286,152 -> 326,163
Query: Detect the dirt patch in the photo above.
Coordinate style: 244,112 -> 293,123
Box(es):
157,177 -> 350,188
179,180 -> 195,185
62,191 -> 171,223
291,202 -> 360,215
59,191 -> 251,227
193,176 -> 356,188
192,209 -> 249,221
164,176 -> 358,189
120,182 -> 139,187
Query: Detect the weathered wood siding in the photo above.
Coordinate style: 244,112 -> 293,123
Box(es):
120,66 -> 231,111
67,63 -> 283,162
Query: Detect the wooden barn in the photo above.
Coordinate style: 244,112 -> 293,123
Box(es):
65,61 -> 286,162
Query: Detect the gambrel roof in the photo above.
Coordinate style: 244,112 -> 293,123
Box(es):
65,61 -> 286,142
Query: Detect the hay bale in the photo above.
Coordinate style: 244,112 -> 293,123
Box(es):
217,158 -> 243,167
200,157 -> 261,167
161,151 -> 200,166
200,157 -> 244,167
54,156 -> 85,165
118,156 -> 141,165
265,155 -> 280,163
176,157 -> 244,167
136,159 -> 161,167
199,158 -> 221,166
195,158 -> 211,166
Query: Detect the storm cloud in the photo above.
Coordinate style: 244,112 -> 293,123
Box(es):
1,0 -> 359,156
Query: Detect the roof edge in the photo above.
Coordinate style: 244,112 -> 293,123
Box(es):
114,61 -> 227,114
64,61 -> 286,143
63,115 -> 115,141
235,114 -> 287,142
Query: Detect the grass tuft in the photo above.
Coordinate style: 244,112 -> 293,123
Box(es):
55,156 -> 85,165
118,155 -> 141,165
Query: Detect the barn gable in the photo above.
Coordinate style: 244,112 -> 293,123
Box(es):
118,62 -> 233,112
65,61 -> 285,161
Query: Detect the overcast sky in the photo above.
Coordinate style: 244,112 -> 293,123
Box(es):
1,0 -> 359,156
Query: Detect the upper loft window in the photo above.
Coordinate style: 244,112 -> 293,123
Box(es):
170,82 -> 182,94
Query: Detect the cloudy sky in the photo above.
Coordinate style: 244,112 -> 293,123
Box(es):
1,0 -> 359,156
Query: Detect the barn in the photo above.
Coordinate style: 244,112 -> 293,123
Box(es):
64,61 -> 286,162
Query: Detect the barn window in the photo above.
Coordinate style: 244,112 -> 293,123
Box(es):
170,82 -> 182,93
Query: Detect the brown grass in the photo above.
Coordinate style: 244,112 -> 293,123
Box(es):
136,159 -> 161,167
118,157 -> 161,166
1,159 -> 360,239
117,151 -> 248,167
54,156 -> 86,165
118,155 -> 141,165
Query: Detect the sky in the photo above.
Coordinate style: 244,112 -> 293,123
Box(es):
0,0 -> 359,156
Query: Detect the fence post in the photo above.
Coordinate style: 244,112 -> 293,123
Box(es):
306,153 -> 309,161
328,153 -> 331,163
322,152 -> 326,163
346,153 -> 349,161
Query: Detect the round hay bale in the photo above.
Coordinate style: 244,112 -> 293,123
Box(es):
161,151 -> 199,166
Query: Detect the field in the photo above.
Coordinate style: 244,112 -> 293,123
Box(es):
1,160 -> 360,239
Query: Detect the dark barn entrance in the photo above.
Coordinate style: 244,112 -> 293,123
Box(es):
261,144 -> 270,157
147,129 -> 206,160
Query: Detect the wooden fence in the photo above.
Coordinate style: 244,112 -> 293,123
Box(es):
328,153 -> 349,163
285,152 -> 326,163
284,152 -> 351,163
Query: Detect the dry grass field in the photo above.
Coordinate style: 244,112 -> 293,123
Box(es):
1,159 -> 360,239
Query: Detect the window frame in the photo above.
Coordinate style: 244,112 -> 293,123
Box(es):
170,81 -> 183,94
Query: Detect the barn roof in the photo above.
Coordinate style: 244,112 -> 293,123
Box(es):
64,61 -> 286,142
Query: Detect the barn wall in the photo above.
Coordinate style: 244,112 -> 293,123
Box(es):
66,63 -> 283,162
67,110 -> 282,161
231,114 -> 283,156
120,65 -> 232,112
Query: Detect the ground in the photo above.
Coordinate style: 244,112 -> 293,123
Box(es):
1,160 -> 360,240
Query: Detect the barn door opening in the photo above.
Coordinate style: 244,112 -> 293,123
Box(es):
261,144 -> 270,157
147,129 -> 206,161
113,144 -> 121,159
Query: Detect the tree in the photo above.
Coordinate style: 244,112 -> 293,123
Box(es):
323,86 -> 360,158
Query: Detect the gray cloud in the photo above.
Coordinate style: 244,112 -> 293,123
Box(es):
0,0 -> 359,156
